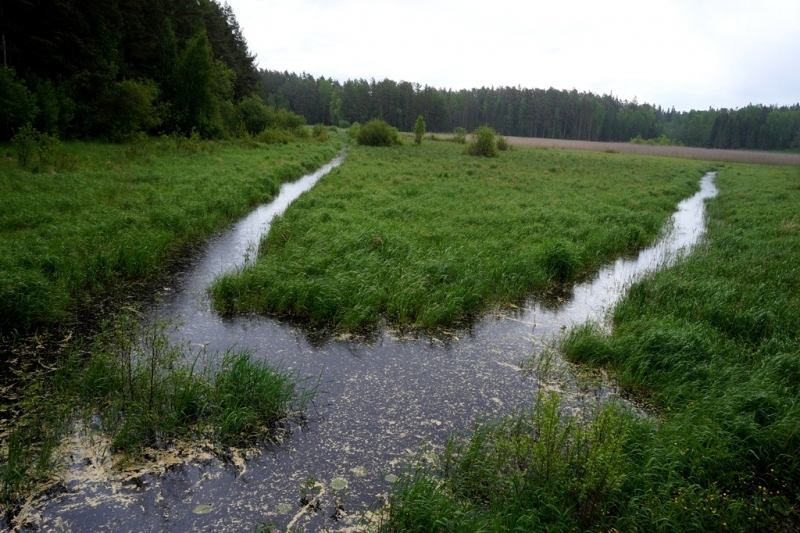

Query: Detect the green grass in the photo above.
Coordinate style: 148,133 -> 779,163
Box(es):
378,163 -> 800,531
0,135 -> 341,332
211,141 -> 711,329
1,310 -> 315,505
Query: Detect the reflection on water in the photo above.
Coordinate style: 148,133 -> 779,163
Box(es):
22,172 -> 717,532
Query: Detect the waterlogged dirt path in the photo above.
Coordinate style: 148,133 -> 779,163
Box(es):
16,170 -> 717,532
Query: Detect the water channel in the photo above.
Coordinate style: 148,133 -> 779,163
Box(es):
13,160 -> 718,532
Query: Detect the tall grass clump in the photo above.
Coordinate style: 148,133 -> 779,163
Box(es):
379,394 -> 634,532
0,136 -> 341,332
78,311 -> 312,451
0,310 -> 314,506
538,239 -> 580,281
211,141 -> 710,330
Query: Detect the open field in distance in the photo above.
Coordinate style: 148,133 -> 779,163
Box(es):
504,136 -> 800,165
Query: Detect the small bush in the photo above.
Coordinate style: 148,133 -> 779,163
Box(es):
0,66 -> 38,136
630,134 -> 684,146
356,119 -> 400,147
107,79 -> 161,141
414,115 -> 426,145
274,108 -> 306,130
453,127 -> 467,144
237,94 -> 272,134
496,135 -> 509,151
254,127 -> 288,144
466,126 -> 498,157
346,122 -> 361,141
273,161 -> 307,181
11,124 -> 39,167
65,312 -> 315,452
312,123 -> 330,141
11,125 -> 65,170
338,119 -> 351,129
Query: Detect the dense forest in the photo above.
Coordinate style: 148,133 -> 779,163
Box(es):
0,0 -> 264,141
1,1 -> 798,151
261,70 -> 800,151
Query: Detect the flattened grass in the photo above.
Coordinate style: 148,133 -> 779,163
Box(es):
212,141 -> 710,329
0,136 -> 341,331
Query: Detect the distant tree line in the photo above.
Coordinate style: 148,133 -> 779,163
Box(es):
260,70 -> 800,151
0,0 -> 282,141
2,1 -> 797,151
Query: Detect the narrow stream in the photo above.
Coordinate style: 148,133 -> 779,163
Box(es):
17,169 -> 718,532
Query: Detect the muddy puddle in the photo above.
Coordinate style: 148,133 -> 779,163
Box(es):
10,169 -> 718,532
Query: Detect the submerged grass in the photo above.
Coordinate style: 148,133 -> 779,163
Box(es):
0,135 -> 341,332
212,141 -> 711,329
379,163 -> 800,531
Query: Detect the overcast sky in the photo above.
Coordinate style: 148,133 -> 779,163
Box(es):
225,0 -> 799,112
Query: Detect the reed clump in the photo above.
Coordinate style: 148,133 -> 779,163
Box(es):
0,311 -> 314,505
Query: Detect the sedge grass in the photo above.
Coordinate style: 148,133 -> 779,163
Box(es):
379,163 -> 800,531
0,135 -> 341,332
0,309 -> 314,506
212,140 -> 712,329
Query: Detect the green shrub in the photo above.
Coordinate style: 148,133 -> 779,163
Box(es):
338,119 -> 351,129
312,123 -> 330,141
108,79 -> 161,141
256,127 -> 292,145
274,108 -> 305,130
0,67 -> 38,138
496,135 -> 510,151
347,122 -> 361,140
466,126 -> 498,157
11,124 -> 39,167
37,132 -> 63,166
237,94 -> 272,134
630,133 -> 684,146
273,161 -> 307,181
453,127 -> 467,144
356,119 -> 401,147
414,115 -> 426,145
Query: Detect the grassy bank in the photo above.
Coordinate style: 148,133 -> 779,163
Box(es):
0,135 -> 341,332
379,163 -> 800,531
211,140 -> 711,330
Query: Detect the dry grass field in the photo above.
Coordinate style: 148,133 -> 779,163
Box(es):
503,136 -> 800,165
